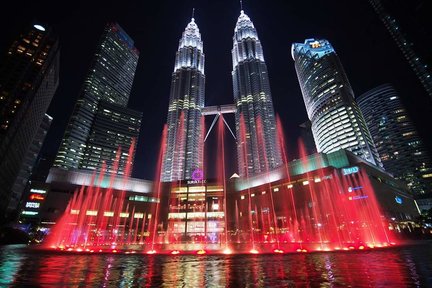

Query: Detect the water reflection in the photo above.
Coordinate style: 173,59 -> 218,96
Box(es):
0,244 -> 26,285
0,243 -> 431,287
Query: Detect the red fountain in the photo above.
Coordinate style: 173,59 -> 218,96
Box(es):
44,115 -> 399,255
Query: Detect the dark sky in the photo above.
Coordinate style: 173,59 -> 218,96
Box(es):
1,0 -> 431,180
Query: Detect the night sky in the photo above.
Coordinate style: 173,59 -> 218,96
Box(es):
1,0 -> 431,180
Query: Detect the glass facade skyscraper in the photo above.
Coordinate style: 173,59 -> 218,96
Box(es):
232,11 -> 282,177
369,0 -> 432,100
54,23 -> 141,174
357,84 -> 432,194
0,23 -> 59,219
161,17 -> 205,182
292,39 -> 381,167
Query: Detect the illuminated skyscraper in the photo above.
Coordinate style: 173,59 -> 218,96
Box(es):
232,10 -> 282,177
357,84 -> 432,194
292,39 -> 381,166
161,17 -> 205,182
0,23 -> 59,219
369,0 -> 432,100
54,23 -> 141,174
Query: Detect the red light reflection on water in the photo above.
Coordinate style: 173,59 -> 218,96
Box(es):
4,244 -> 429,287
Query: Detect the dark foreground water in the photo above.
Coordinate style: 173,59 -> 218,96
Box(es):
1,242 -> 432,287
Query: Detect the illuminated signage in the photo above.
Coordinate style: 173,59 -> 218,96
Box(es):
30,188 -> 47,194
342,166 -> 359,175
348,195 -> 368,201
25,202 -> 40,208
310,41 -> 321,48
191,168 -> 204,181
347,186 -> 363,192
187,179 -> 207,185
22,211 -> 38,216
395,196 -> 403,204
30,194 -> 45,201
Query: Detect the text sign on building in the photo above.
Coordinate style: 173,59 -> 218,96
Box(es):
25,202 -> 40,208
342,166 -> 359,176
22,187 -> 48,217
30,188 -> 47,194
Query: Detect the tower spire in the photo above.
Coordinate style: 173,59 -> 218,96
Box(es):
240,0 -> 243,12
192,7 -> 195,20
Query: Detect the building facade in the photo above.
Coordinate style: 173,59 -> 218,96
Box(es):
228,149 -> 419,247
80,101 -> 142,175
11,113 -> 52,213
357,84 -> 432,195
54,23 -> 141,174
33,168 -> 160,235
292,39 -> 381,167
0,23 -> 59,220
161,17 -> 205,182
369,0 -> 432,100
232,10 -> 282,177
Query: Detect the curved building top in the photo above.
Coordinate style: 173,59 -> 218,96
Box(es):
174,17 -> 204,74
234,10 -> 258,40
291,38 -> 335,60
232,10 -> 264,68
178,18 -> 203,51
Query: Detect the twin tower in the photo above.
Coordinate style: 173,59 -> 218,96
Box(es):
161,11 -> 282,182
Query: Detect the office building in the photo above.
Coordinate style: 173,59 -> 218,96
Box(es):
292,39 -> 381,167
0,23 -> 59,219
357,84 -> 432,195
54,23 -> 141,174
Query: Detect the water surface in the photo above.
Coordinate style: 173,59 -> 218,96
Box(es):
1,242 -> 431,287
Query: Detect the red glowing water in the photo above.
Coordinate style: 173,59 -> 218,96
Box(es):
45,112 -> 396,255
44,139 -> 141,249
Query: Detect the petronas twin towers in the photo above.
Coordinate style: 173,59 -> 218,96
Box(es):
161,10 -> 282,182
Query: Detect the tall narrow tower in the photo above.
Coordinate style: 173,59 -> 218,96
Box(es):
161,17 -> 205,182
292,39 -> 381,167
232,10 -> 282,177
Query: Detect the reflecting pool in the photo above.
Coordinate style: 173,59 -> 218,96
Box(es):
1,242 -> 431,287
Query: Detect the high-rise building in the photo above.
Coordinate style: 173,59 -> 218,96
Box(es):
357,84 -> 432,194
161,17 -> 205,182
0,23 -> 59,219
81,101 -> 142,174
292,39 -> 381,167
369,0 -> 432,100
232,10 -> 282,177
54,23 -> 141,174
11,114 -> 52,212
